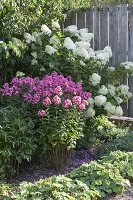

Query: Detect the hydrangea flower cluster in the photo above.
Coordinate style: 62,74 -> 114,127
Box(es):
0,72 -> 91,117
23,23 -> 112,67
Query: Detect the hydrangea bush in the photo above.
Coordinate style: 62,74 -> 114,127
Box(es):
14,22 -> 133,117
0,71 -> 91,168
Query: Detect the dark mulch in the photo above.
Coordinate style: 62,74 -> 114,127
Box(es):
8,149 -> 93,184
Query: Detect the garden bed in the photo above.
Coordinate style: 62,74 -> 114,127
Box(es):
8,149 -> 93,184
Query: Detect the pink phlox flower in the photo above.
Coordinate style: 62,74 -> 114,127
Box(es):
43,97 -> 51,106
37,109 -> 46,117
53,95 -> 61,105
54,86 -> 63,95
78,103 -> 86,110
72,96 -> 82,105
63,99 -> 72,108
82,100 -> 88,106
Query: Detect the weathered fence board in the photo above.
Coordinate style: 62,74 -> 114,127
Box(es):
128,5 -> 133,117
64,4 -> 133,117
109,5 -> 119,66
86,8 -> 94,47
94,7 -> 100,50
77,10 -> 86,29
118,4 -> 128,62
100,7 -> 109,49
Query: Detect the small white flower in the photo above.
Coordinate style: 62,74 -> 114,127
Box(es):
96,52 -> 110,65
103,46 -> 112,58
94,95 -> 107,107
49,35 -> 60,47
41,24 -> 52,35
79,28 -> 89,34
115,106 -> 123,116
89,73 -> 101,86
87,107 -> 95,117
88,97 -> 94,106
120,61 -> 133,70
108,85 -> 116,96
24,33 -> 36,43
31,52 -> 37,59
31,59 -> 38,65
114,97 -> 123,105
64,25 -> 78,33
79,33 -> 94,42
108,67 -> 115,72
63,37 -> 76,50
98,85 -> 108,95
80,60 -> 86,66
74,47 -> 89,59
52,20 -> 60,29
45,45 -> 57,55
104,102 -> 116,116
75,41 -> 90,50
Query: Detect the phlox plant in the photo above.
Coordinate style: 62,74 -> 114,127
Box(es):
0,71 -> 91,168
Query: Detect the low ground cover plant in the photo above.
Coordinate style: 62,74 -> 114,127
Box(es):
0,151 -> 132,200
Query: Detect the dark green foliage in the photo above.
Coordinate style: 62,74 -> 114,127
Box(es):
0,106 -> 37,179
77,115 -> 128,148
96,131 -> 133,157
0,0 -> 90,41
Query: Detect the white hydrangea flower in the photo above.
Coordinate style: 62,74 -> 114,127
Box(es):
88,97 -> 94,106
98,85 -> 108,95
79,28 -> 89,34
116,85 -> 129,96
96,52 -> 110,65
45,45 -> 57,55
103,46 -> 112,58
120,61 -> 133,70
79,33 -> 94,42
108,85 -> 116,96
127,92 -> 132,99
114,97 -> 123,105
104,102 -> 116,116
87,107 -> 95,117
41,24 -> 52,35
75,41 -> 90,50
94,95 -> 107,107
63,37 -> 76,50
89,73 -> 101,86
31,52 -> 37,59
80,60 -> 86,66
52,20 -> 60,29
31,59 -> 38,65
73,47 -> 89,59
49,35 -> 60,47
108,67 -> 115,71
115,106 -> 123,116
64,25 -> 77,33
24,33 -> 36,43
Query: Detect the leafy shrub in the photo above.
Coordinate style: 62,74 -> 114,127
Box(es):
1,151 -> 132,200
0,106 -> 36,179
0,0 -> 90,41
96,131 -> 133,157
77,116 -> 129,148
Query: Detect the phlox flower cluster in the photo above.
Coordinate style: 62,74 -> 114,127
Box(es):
0,72 -> 91,117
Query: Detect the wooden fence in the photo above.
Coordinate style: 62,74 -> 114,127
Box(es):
64,4 -> 133,117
